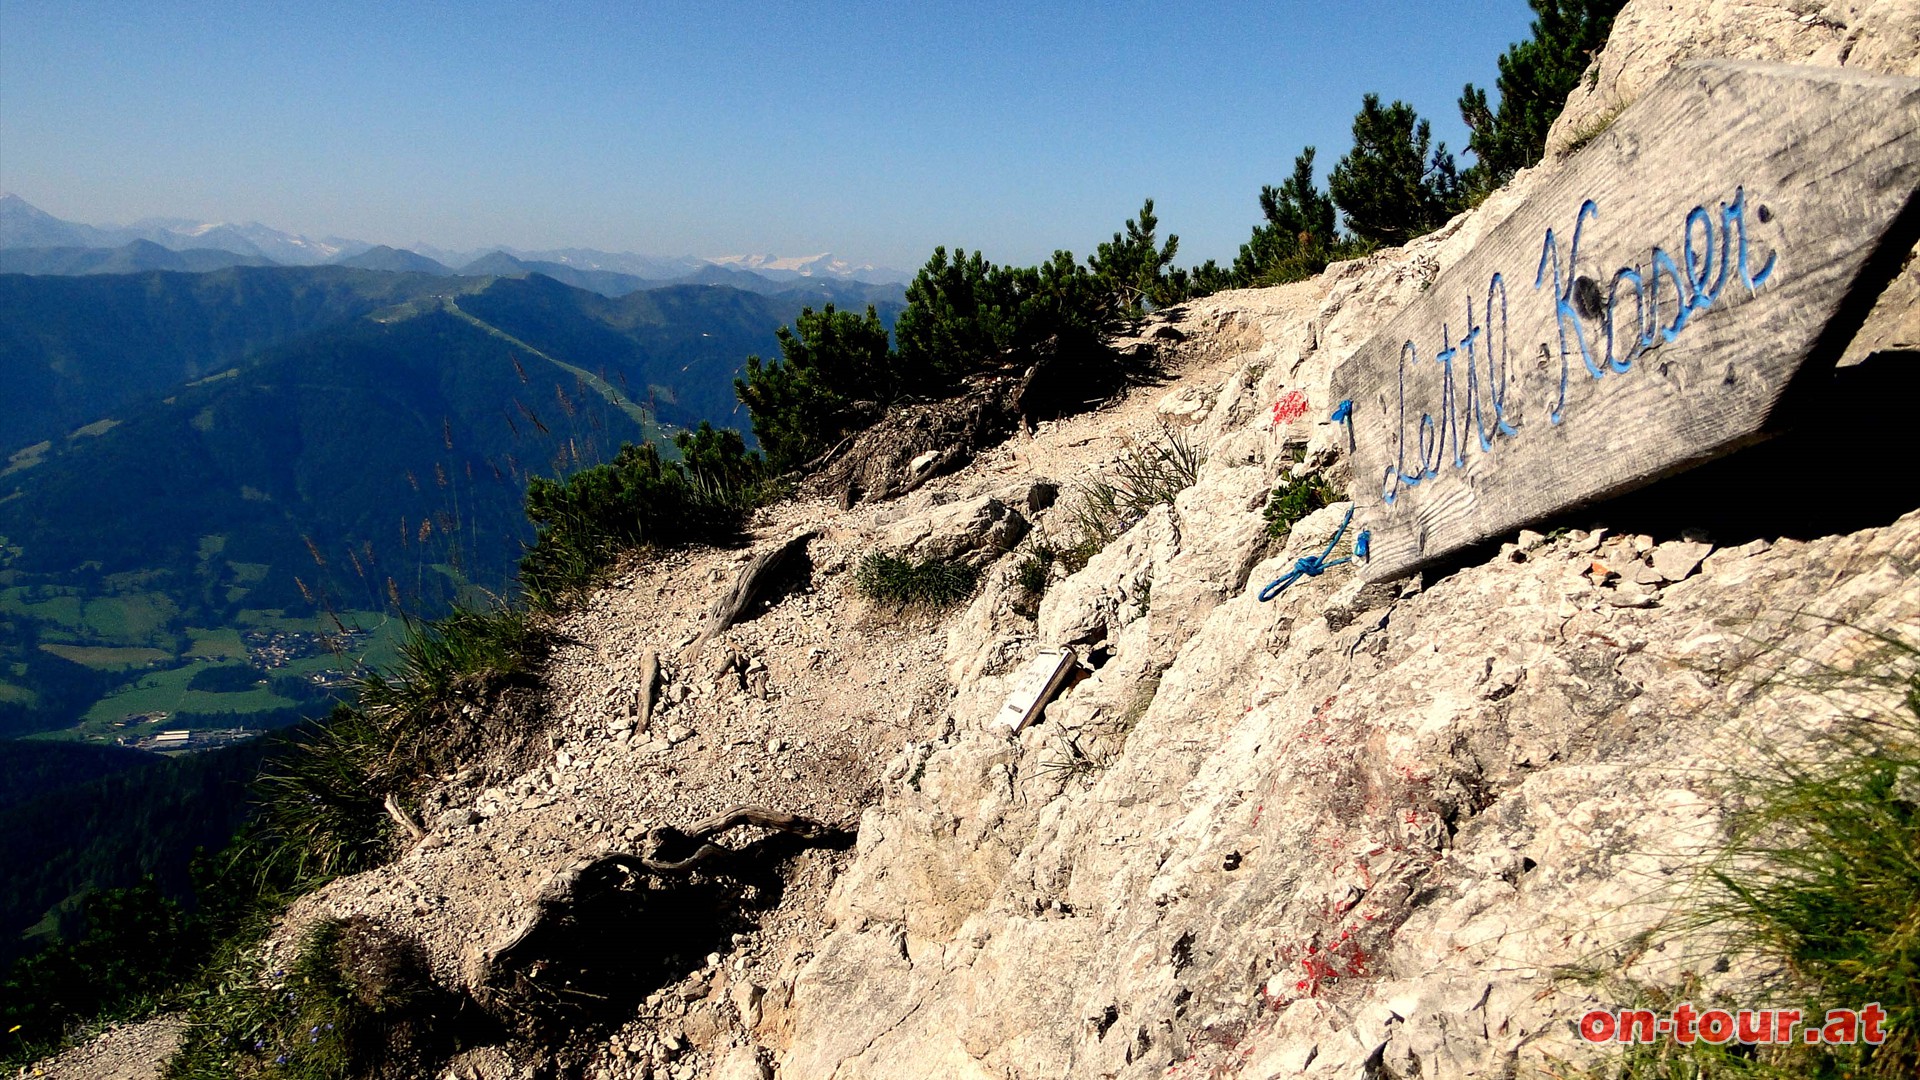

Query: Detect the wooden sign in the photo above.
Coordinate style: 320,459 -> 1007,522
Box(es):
994,648 -> 1077,733
1327,61 -> 1920,582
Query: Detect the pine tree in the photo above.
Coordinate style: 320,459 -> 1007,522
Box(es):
1459,0 -> 1627,194
1328,95 -> 1466,247
1259,148 -> 1338,247
1231,148 -> 1342,285
733,304 -> 891,471
1006,249 -> 1116,351
1168,259 -> 1236,297
891,247 -> 1020,388
673,422 -> 763,495
1088,198 -> 1182,315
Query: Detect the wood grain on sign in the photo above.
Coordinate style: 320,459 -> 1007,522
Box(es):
1327,61 -> 1920,582
994,649 -> 1077,733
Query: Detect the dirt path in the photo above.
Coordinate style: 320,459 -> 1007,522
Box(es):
24,1013 -> 184,1080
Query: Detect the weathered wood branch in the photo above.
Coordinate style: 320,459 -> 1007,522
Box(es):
383,793 -> 426,842
633,805 -> 844,871
697,530 -> 814,646
635,648 -> 659,733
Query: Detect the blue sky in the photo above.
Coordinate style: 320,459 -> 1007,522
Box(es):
0,1 -> 1539,268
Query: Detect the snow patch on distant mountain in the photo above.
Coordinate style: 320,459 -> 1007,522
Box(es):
0,195 -> 909,282
0,194 -> 367,265
706,252 -> 910,283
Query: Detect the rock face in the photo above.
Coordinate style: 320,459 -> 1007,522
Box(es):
766,9 -> 1920,1077
1547,0 -> 1920,157
66,6 -> 1914,1080
784,501 -> 1920,1077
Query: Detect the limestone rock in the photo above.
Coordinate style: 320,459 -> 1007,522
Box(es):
786,506 -> 1920,1079
712,1047 -> 773,1080
1548,0 -> 1920,161
1650,539 -> 1714,582
1036,506 -> 1174,649
883,495 -> 1030,563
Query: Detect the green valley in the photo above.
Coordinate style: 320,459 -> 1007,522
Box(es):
0,267 -> 901,745
0,260 -> 898,964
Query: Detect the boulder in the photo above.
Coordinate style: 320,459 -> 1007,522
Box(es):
882,495 -> 1030,563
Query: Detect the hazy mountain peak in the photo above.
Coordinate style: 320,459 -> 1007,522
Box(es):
0,194 -> 359,265
332,244 -> 454,275
0,195 -> 908,283
705,251 -> 910,283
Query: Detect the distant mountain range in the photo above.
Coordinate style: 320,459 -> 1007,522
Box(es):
0,194 -> 366,264
0,196 -> 910,750
0,193 -> 911,285
0,254 -> 905,749
0,239 -> 278,276
0,201 -> 913,962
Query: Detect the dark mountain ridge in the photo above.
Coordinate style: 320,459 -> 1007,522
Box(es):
332,244 -> 455,275
0,264 -> 482,450
0,267 -> 903,748
457,250 -> 656,296
0,240 -> 278,276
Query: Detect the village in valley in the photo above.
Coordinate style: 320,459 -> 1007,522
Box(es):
95,623 -> 371,753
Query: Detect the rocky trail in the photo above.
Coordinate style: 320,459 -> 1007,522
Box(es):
239,282 -> 1283,1080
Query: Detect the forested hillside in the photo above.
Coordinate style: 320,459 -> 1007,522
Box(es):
0,269 -> 907,747
0,266 -> 476,449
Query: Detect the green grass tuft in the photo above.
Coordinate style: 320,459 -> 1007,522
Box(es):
227,600 -> 545,903
1695,653 -> 1920,1078
354,601 -> 542,735
1014,545 -> 1057,600
1563,103 -> 1630,157
1053,426 -> 1203,575
855,552 -> 979,608
167,916 -> 469,1080
1573,630 -> 1920,1079
1037,732 -> 1109,779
